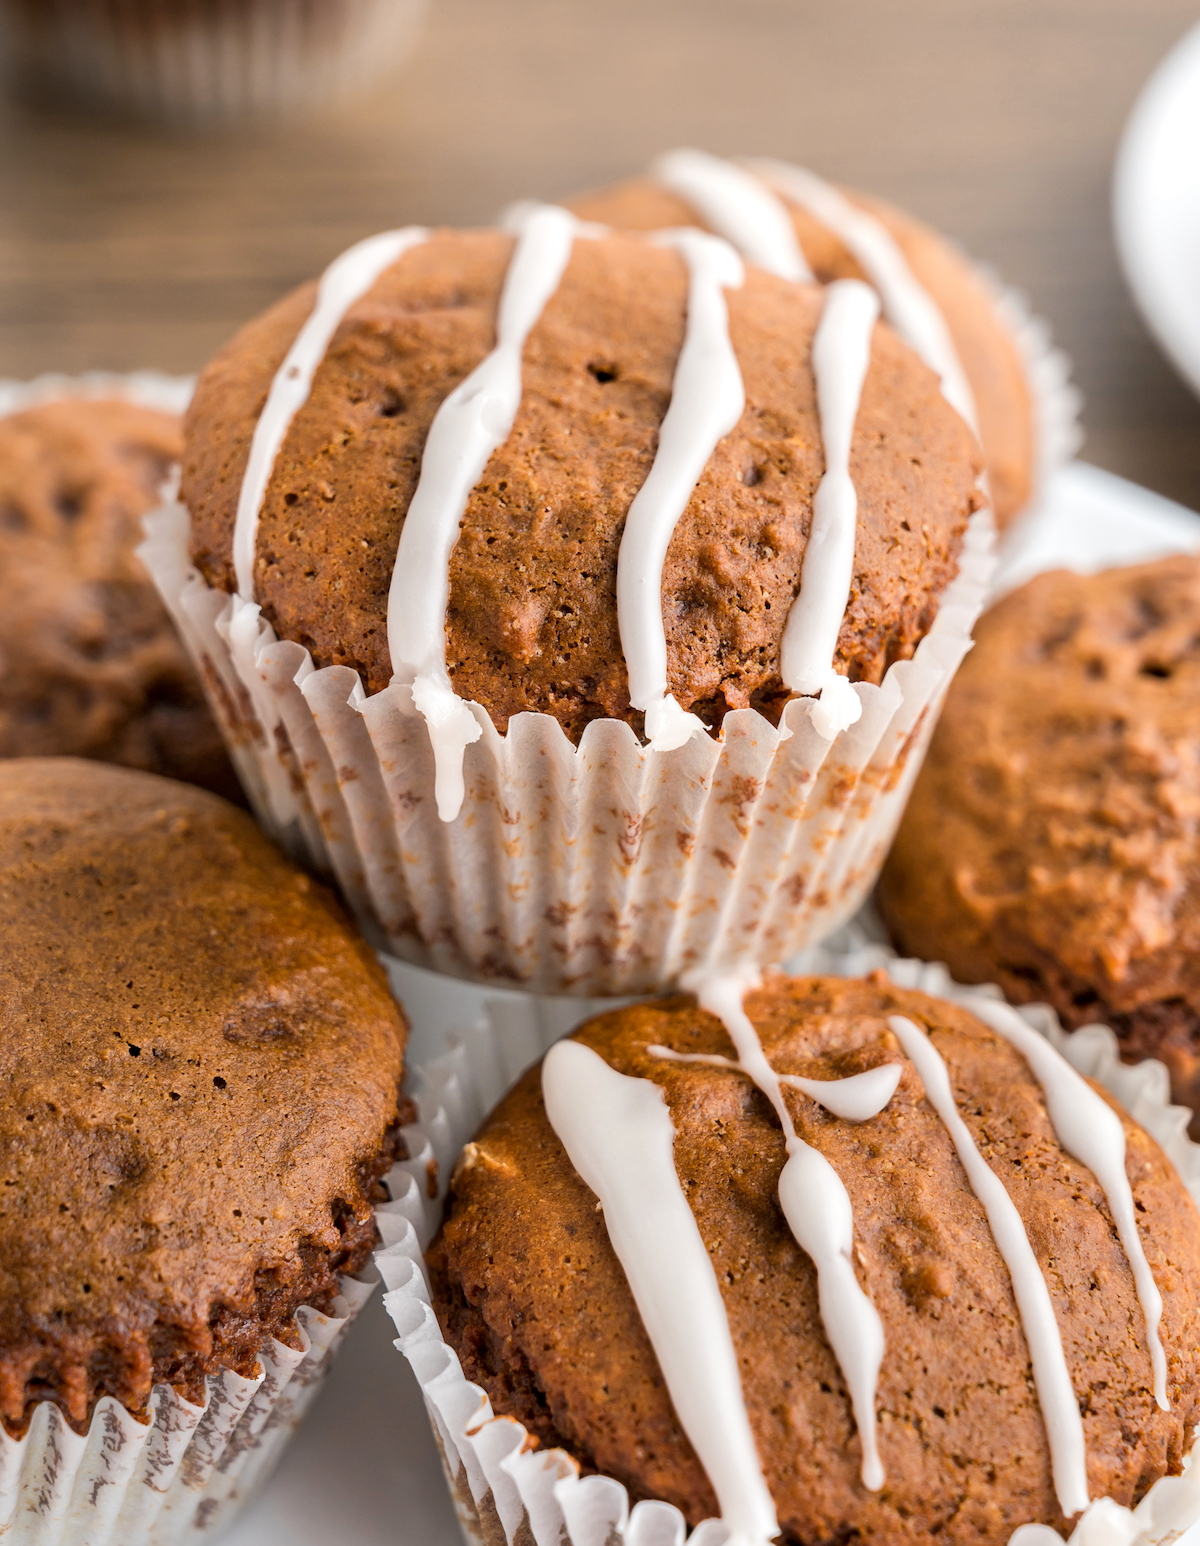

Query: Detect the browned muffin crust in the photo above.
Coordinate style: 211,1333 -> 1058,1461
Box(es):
878,556 -> 1200,1130
0,398 -> 242,803
0,758 -> 409,1435
567,175 -> 1033,530
183,228 -> 981,744
431,973 -> 1200,1545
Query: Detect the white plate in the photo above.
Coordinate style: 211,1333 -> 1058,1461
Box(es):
994,458 -> 1200,596
220,458 -> 1200,1546
1113,19 -> 1200,396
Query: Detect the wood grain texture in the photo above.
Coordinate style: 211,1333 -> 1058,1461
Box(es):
1,0 -> 1199,506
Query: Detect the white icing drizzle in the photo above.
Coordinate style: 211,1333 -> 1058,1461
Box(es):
649,1044 -> 901,1124
650,148 -> 813,283
232,226 -> 430,601
541,1038 -> 779,1546
964,997 -> 1168,1412
617,229 -> 746,751
779,1063 -> 902,1122
386,204 -> 579,821
681,967 -> 887,1491
747,157 -> 978,435
887,1015 -> 1090,1518
779,279 -> 880,738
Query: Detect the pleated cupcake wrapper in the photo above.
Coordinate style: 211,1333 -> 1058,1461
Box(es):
0,1274 -> 372,1546
139,498 -> 997,997
0,372 -> 196,421
977,267 -> 1084,510
0,0 -> 427,125
374,963 -> 1200,1546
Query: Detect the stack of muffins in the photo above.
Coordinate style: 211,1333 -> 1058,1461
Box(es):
7,147 -> 1200,1546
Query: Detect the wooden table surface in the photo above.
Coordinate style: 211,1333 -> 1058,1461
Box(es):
1,0 -> 1199,509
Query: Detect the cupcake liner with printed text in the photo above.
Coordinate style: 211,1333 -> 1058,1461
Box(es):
0,1274 -> 373,1546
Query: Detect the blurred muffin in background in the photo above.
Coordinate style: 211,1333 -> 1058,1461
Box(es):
565,149 -> 1075,530
878,554 -> 1200,1129
0,396 -> 242,802
0,0 -> 426,125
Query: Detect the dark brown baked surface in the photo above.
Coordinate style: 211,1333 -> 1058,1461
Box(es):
183,227 -> 982,743
567,176 -> 1033,531
430,973 -> 1200,1545
877,556 -> 1200,1128
0,757 -> 409,1435
0,398 -> 241,803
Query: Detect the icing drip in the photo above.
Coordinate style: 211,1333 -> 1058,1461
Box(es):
682,967 -> 888,1491
617,230 -> 746,750
779,279 -> 880,739
779,1063 -> 902,1122
887,1015 -> 1090,1518
541,1039 -> 779,1546
233,226 -> 430,601
747,157 -> 978,435
386,204 -> 579,821
651,148 -> 813,283
965,998 -> 1168,1412
649,1044 -> 901,1123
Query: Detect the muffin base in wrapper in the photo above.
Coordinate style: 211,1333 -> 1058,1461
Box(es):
0,0 -> 427,125
140,500 -> 996,998
375,961 -> 1200,1546
0,1274 -> 373,1546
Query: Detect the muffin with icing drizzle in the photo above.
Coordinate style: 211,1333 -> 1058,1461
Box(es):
153,206 -> 992,993
0,757 -> 408,1454
564,148 -> 1057,530
878,555 -> 1200,1135
428,971 -> 1200,1546
0,396 -> 241,803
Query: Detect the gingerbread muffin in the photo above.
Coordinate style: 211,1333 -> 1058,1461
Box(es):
0,397 -> 241,802
565,149 -> 1046,529
184,226 -> 980,740
878,554 -> 1200,1131
429,973 -> 1200,1546
156,210 -> 992,993
0,757 -> 408,1444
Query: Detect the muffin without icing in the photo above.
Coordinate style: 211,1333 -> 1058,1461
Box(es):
0,757 -> 409,1435
566,165 -> 1035,529
878,555 -> 1200,1131
430,973 -> 1200,1545
0,398 -> 241,803
183,226 -> 982,743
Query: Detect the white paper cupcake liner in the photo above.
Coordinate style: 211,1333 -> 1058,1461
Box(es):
0,0 -> 427,125
982,269 -> 1083,519
0,1272 -> 373,1546
376,967 -> 1200,1546
140,499 -> 996,998
0,371 -> 194,421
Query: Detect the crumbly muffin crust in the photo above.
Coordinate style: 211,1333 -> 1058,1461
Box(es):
567,176 -> 1033,530
431,973 -> 1200,1545
183,227 -> 982,743
0,758 -> 409,1435
0,398 -> 241,802
878,556 -> 1200,1129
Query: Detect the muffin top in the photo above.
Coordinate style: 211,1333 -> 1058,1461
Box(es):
0,398 -> 240,803
431,972 -> 1200,1546
0,757 -> 408,1434
566,153 -> 1033,529
183,225 -> 981,745
877,555 -> 1200,1084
